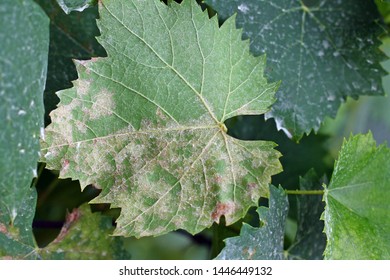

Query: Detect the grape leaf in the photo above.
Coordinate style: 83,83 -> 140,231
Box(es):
41,0 -> 282,237
215,185 -> 288,260
0,0 -> 49,259
286,170 -> 326,260
40,205 -> 131,259
205,0 -> 386,140
323,133 -> 390,259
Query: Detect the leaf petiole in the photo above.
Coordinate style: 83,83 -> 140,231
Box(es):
284,189 -> 324,196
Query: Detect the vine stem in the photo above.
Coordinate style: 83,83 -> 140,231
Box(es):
285,189 -> 324,195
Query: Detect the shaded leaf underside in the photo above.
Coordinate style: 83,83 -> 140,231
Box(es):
41,0 -> 282,237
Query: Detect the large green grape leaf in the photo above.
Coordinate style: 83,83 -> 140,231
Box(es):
205,0 -> 386,140
0,0 -> 49,259
216,185 -> 288,260
39,205 -> 131,259
323,133 -> 390,259
41,0 -> 282,237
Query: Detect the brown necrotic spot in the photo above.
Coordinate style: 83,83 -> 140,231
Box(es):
61,159 -> 70,173
211,201 -> 235,222
247,182 -> 257,189
0,223 -> 8,234
213,175 -> 223,184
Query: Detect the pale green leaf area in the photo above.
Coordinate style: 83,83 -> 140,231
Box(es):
324,133 -> 390,259
205,0 -> 386,140
40,204 -> 131,259
216,185 -> 288,260
56,0 -> 95,14
41,0 -> 282,237
0,0 -> 49,259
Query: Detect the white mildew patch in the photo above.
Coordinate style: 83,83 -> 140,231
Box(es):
74,119 -> 88,134
90,89 -> 115,119
46,96 -> 81,144
74,77 -> 92,97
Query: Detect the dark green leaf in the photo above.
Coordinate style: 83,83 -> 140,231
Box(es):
0,0 -> 49,259
206,0 -> 386,140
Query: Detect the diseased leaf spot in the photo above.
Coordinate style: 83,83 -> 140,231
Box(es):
0,223 -> 8,234
211,201 -> 236,222
61,159 -> 70,173
242,246 -> 256,259
213,175 -> 223,185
